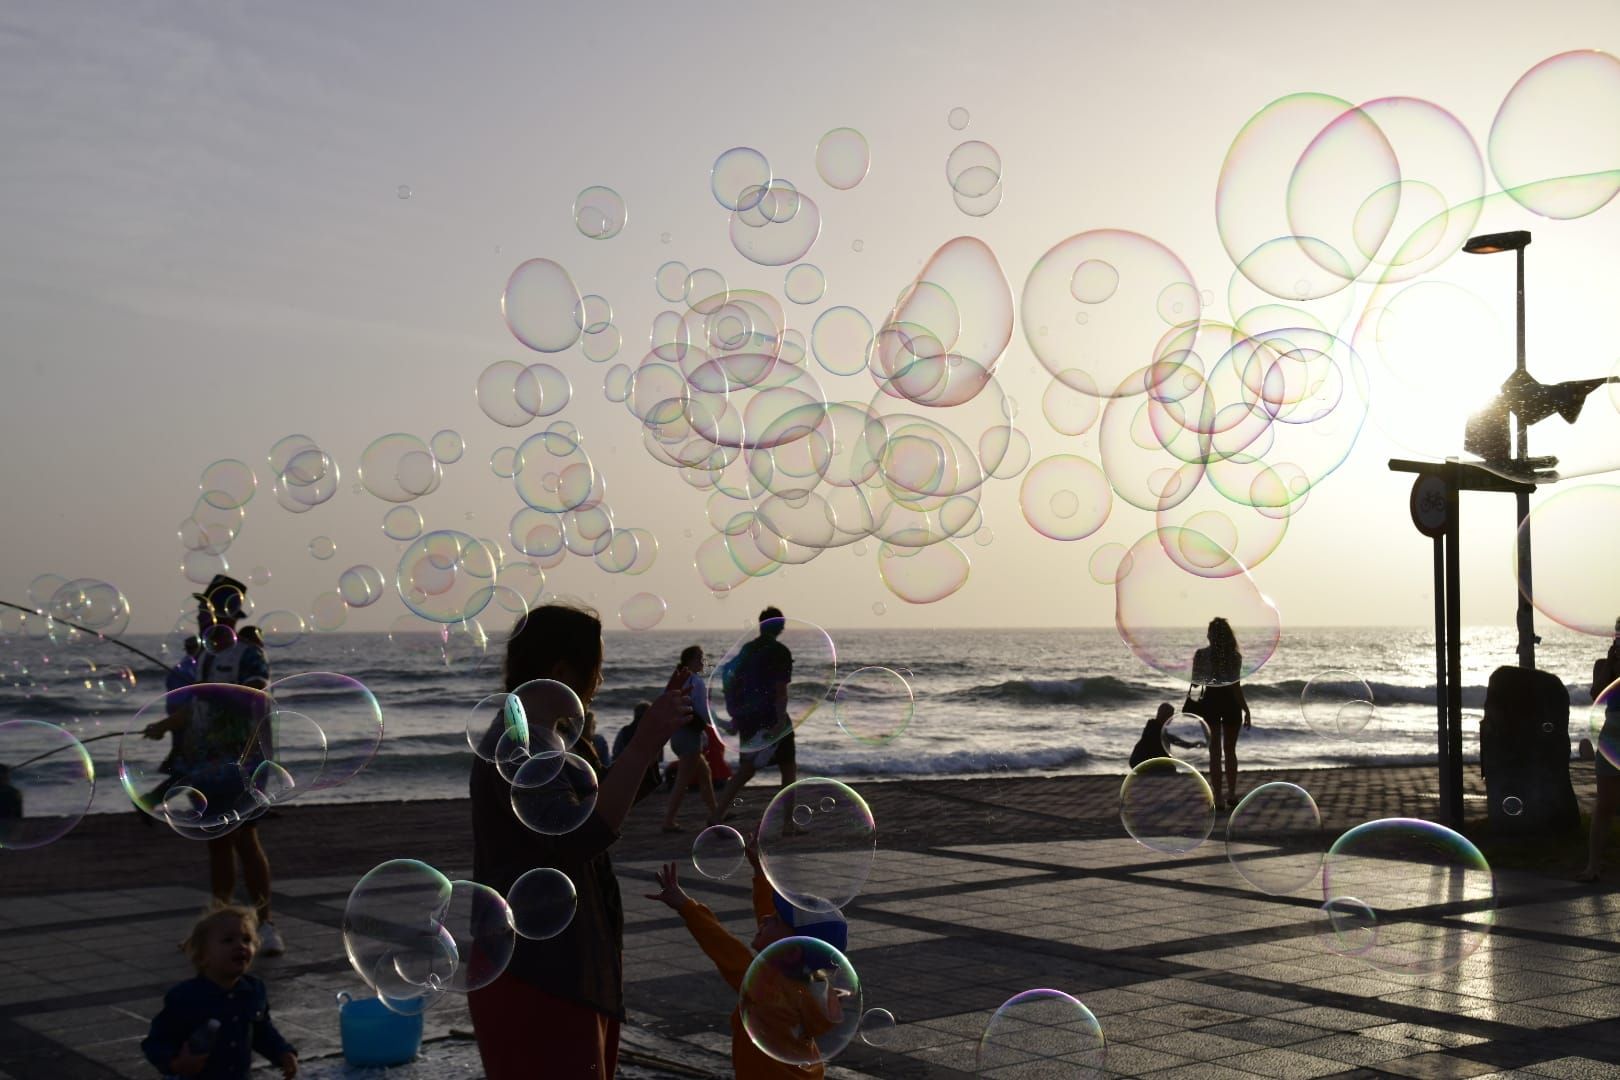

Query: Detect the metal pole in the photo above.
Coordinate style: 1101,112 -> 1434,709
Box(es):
1433,534 -> 1450,814
1445,461 -> 1465,828
1514,246 -> 1536,671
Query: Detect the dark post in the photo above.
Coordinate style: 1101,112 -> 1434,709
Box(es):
1444,459 -> 1464,828
1513,242 -> 1536,670
1433,533 -> 1450,814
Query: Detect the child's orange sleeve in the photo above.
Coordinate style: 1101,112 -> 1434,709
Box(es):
751,865 -> 776,922
677,899 -> 754,992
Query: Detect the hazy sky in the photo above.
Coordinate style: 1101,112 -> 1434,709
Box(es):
2,0 -> 1618,640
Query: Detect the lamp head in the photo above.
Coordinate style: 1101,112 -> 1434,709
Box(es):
1463,230 -> 1532,255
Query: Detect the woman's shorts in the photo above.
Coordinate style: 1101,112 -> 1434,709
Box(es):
669,725 -> 707,759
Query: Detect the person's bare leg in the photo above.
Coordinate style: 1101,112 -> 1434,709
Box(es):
695,756 -> 718,818
235,826 -> 272,923
663,755 -> 698,828
780,760 -> 797,790
208,836 -> 236,905
1222,722 -> 1241,807
1206,740 -> 1223,804
1581,775 -> 1620,880
710,758 -> 756,824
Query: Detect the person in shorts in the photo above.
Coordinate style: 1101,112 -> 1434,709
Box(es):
662,645 -> 719,831
709,608 -> 795,824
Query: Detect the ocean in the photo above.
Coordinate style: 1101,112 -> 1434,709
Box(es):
1,622 -> 1609,818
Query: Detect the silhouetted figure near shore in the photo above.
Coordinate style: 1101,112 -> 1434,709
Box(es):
1188,617 -> 1250,811
1577,623 -> 1620,883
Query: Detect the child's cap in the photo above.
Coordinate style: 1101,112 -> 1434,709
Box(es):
771,892 -> 848,952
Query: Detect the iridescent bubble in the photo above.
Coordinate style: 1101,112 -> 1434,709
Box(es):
204,624 -> 237,654
833,666 -> 914,746
199,459 -> 257,510
573,293 -> 612,334
573,186 -> 627,239
338,564 -> 387,608
1226,782 -> 1325,895
181,550 -> 229,587
513,431 -> 595,514
309,536 -> 336,560
122,684 -> 273,837
815,127 -> 870,190
477,360 -> 535,428
258,610 -> 306,648
1019,455 -> 1111,541
1113,527 -> 1281,685
343,859 -> 455,1003
433,880 -> 516,992
784,263 -> 826,305
1587,675 -> 1620,772
711,618 -> 836,755
1158,711 -> 1209,762
514,363 -> 572,418
396,184 -> 412,199
947,106 -> 970,130
1119,757 -> 1215,854
581,323 -> 621,363
730,186 -> 821,266
502,259 -> 583,353
977,989 -> 1106,1078
741,936 -> 862,1066
395,531 -> 498,624
655,260 -> 689,304
692,824 -> 747,880
383,505 -> 424,542
619,592 -> 666,631
946,140 -> 1000,195
811,306 -> 873,377
247,566 -> 271,587
711,147 -> 771,212
1024,229 -> 1201,398
430,429 -> 464,464
603,363 -> 633,403
1301,670 -> 1376,738
1042,371 -> 1101,435
759,778 -> 874,913
684,267 -> 728,312
511,752 -> 597,836
952,174 -> 1002,217
360,433 -> 441,503
309,590 -> 347,632
0,719 -> 94,850
490,446 -> 519,479
1490,50 -> 1620,220
1321,818 -> 1495,974
1517,485 -> 1620,638
859,1008 -> 898,1048
1320,896 -> 1378,958
878,540 -> 970,604
1502,795 -> 1524,817
507,867 -> 577,940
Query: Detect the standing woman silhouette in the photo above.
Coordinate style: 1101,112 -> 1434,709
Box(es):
1192,617 -> 1251,811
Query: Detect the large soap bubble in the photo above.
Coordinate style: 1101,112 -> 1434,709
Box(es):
1321,818 -> 1495,975
977,989 -> 1106,1078
431,880 -> 516,993
0,719 -> 95,850
265,672 -> 384,793
1119,757 -> 1215,854
1489,50 -> 1620,220
503,258 -> 583,352
1226,781 -> 1324,895
1517,485 -> 1620,639
511,752 -> 598,835
693,824 -> 747,880
759,778 -> 875,914
1300,669 -> 1376,738
343,859 -> 455,1006
121,684 -> 275,838
740,936 -> 862,1067
507,867 -> 577,940
395,531 -> 498,624
832,666 -> 914,746
712,618 -> 836,755
1590,676 -> 1620,772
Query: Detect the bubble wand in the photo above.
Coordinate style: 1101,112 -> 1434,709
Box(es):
0,599 -> 170,672
10,730 -> 124,771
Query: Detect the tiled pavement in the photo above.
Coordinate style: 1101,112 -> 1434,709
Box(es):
4,763 -> 1619,1077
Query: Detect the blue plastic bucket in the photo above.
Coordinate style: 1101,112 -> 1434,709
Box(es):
336,991 -> 424,1067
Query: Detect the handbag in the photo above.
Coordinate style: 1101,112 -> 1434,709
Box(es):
1182,682 -> 1209,719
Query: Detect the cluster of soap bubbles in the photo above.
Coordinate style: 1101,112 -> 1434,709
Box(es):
0,718 -> 96,850
118,672 -> 383,839
465,679 -> 603,838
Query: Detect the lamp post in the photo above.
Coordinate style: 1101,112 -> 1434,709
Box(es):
1461,230 -> 1537,670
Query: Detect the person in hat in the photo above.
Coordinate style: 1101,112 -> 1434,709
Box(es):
143,575 -> 285,957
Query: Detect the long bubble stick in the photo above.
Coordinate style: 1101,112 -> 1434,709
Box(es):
0,599 -> 170,672
9,729 -> 124,770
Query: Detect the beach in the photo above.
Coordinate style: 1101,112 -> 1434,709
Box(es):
8,760 -> 1620,1078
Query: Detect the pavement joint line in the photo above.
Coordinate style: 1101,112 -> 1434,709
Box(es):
0,1016 -> 125,1080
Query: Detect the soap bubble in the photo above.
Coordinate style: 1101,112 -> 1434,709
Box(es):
619,592 -> 666,631
1587,675 -> 1620,772
1119,757 -> 1215,854
792,804 -> 813,827
1503,796 -> 1524,817
343,859 -> 455,1002
711,618 -> 836,754
308,536 -> 336,560
811,305 -> 873,377
741,936 -> 862,1066
1300,669 -> 1376,737
1320,895 -> 1378,958
1518,485 -> 1620,638
815,128 -> 870,190
1041,372 -> 1101,435
503,258 -> 583,353
511,752 -> 597,835
514,362 -> 572,418
337,564 -> 386,608
832,666 -> 913,746
432,880 -> 515,992
784,263 -> 826,305
947,106 -> 970,130
1019,455 -> 1111,541
759,778 -> 875,913
507,867 -> 577,940
730,185 -> 821,267
199,459 -> 257,510
265,672 -> 384,794
430,429 -> 464,464
692,824 -> 747,880
1490,50 -> 1620,220
477,360 -> 534,428
396,531 -> 498,624
204,623 -> 237,654
1158,711 -> 1210,761
574,186 -> 626,239
258,610 -> 306,648
360,433 -> 441,503
1226,782 -> 1324,895
655,260 -> 689,303
946,140 -> 1000,195
878,541 -> 971,605
490,446 -> 519,478
382,506 -> 424,542
712,147 -> 771,212
0,719 -> 94,850
977,989 -> 1106,1078
859,1008 -> 897,1048
1321,818 -> 1495,974
122,684 -> 273,837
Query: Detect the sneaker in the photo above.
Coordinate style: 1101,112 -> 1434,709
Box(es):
258,921 -> 286,957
